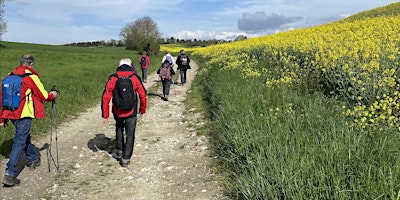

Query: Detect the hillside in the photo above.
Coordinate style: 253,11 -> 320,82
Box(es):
343,2 -> 400,22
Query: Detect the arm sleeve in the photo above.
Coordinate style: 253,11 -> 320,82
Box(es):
26,74 -> 55,102
0,92 -> 3,124
133,78 -> 147,114
171,67 -> 175,75
101,76 -> 115,118
146,56 -> 151,65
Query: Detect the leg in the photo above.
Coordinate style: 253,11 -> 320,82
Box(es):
180,69 -> 185,85
162,80 -> 167,97
142,68 -> 148,82
182,69 -> 188,84
164,80 -> 171,96
5,118 -> 35,176
25,134 -> 39,163
121,116 -> 137,166
114,117 -> 125,154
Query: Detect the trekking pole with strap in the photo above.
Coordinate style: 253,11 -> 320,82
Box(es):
47,86 -> 60,172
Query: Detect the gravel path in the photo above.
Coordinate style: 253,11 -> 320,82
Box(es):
0,61 -> 227,200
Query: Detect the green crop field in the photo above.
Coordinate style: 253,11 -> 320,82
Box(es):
0,42 -> 164,156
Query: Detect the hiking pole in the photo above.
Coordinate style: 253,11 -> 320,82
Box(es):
172,75 -> 176,96
47,86 -> 60,172
157,76 -> 160,97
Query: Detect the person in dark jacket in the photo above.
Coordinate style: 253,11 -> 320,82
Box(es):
2,54 -> 58,187
157,59 -> 175,101
101,58 -> 147,167
175,50 -> 191,85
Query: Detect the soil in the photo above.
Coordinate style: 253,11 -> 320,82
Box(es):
0,61 -> 227,200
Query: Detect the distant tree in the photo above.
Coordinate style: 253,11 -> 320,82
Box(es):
120,16 -> 161,56
0,0 -> 6,41
169,37 -> 176,44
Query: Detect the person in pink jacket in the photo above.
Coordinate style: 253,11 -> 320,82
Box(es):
138,51 -> 151,83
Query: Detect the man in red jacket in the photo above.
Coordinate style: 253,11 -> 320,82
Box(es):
0,92 -> 4,127
2,54 -> 58,187
138,51 -> 150,83
101,58 -> 147,167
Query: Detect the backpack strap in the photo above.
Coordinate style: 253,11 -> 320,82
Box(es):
10,72 -> 33,77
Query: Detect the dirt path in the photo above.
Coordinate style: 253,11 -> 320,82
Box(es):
0,61 -> 227,200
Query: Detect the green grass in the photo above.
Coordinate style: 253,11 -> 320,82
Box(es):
0,41 -> 164,157
194,57 -> 400,199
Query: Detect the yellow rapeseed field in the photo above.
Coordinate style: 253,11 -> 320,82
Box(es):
193,15 -> 400,131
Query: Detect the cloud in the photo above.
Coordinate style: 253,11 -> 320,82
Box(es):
170,30 -> 246,41
237,12 -> 303,31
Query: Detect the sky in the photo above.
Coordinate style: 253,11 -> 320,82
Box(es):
1,0 -> 399,45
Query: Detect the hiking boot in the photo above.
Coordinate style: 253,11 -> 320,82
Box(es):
164,95 -> 169,101
2,175 -> 20,187
143,79 -> 147,83
111,150 -> 122,161
26,158 -> 41,171
120,158 -> 130,167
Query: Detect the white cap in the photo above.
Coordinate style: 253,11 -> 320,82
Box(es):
119,58 -> 132,66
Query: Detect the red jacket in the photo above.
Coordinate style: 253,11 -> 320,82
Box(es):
0,92 -> 4,125
101,65 -> 147,118
1,65 -> 56,120
138,55 -> 150,69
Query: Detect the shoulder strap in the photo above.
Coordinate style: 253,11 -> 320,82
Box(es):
112,73 -> 135,79
9,72 -> 32,77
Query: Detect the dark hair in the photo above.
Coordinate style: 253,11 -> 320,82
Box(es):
20,54 -> 35,66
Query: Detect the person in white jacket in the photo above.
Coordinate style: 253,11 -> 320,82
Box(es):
161,52 -> 175,68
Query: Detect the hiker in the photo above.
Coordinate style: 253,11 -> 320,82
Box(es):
101,58 -> 147,167
157,59 -> 176,101
175,49 -> 191,85
1,54 -> 59,187
0,91 -> 5,127
161,51 -> 175,67
138,51 -> 150,83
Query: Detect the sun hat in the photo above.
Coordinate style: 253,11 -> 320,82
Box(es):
119,58 -> 132,66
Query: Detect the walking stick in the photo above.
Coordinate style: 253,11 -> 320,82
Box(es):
172,75 -> 176,96
47,86 -> 59,172
157,76 -> 161,97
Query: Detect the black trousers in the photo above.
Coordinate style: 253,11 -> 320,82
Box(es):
162,79 -> 172,97
114,115 -> 137,160
179,69 -> 188,84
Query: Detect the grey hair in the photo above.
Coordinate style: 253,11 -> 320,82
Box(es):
20,54 -> 35,66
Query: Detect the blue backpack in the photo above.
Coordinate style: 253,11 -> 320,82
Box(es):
1,72 -> 32,110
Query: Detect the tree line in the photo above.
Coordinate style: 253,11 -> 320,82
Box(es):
0,11 -> 247,54
65,16 -> 248,55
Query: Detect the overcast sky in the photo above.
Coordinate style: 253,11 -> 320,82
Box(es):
2,0 -> 398,45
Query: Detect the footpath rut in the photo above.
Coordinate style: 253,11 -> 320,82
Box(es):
0,61 -> 226,200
